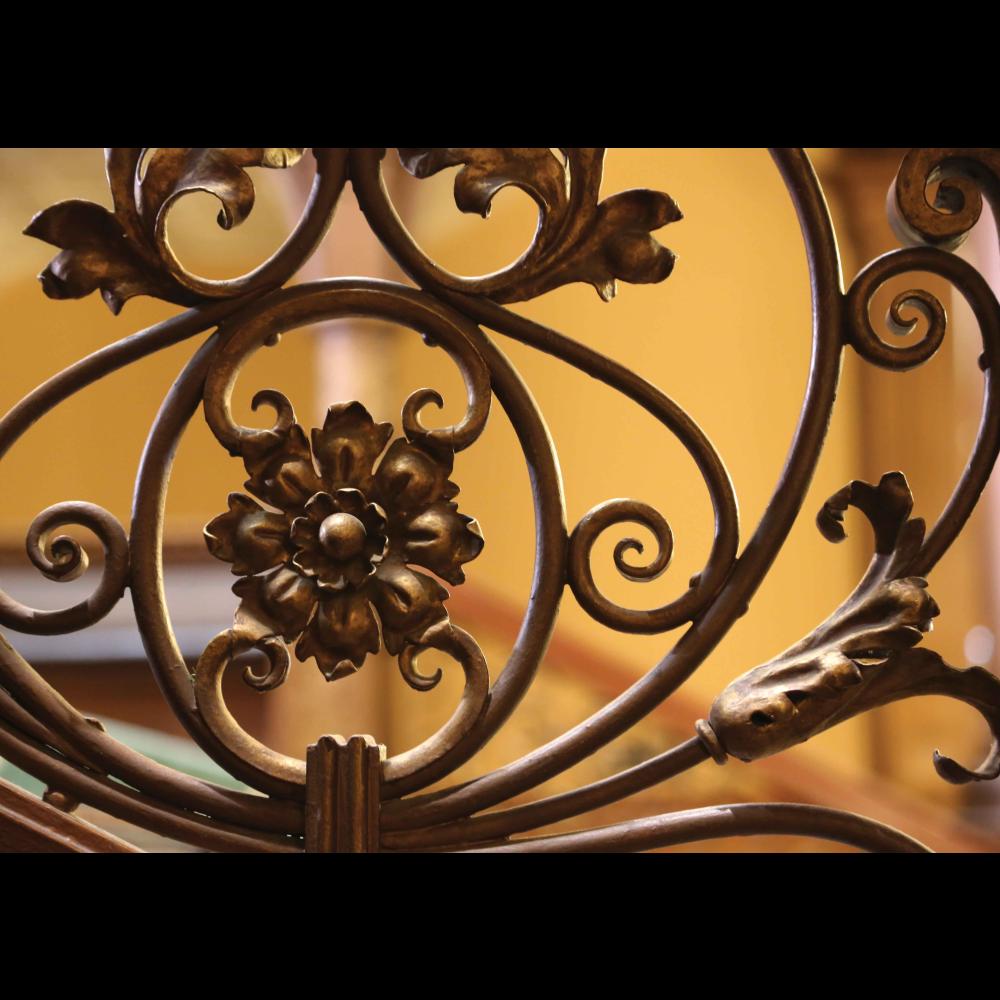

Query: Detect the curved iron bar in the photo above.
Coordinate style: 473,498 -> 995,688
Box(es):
380,146 -> 846,831
428,299 -> 740,635
351,148 -> 740,638
0,296 -> 307,834
458,802 -> 930,854
201,282 -> 492,458
844,247 -> 1000,576
0,684 -> 102,768
0,629 -> 302,834
129,280 -> 564,804
0,300 -> 244,632
381,318 -> 569,799
381,737 -> 710,850
0,501 -> 128,636
130,305 -> 313,804
0,715 -> 301,852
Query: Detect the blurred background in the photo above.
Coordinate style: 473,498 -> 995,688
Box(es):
1,147 -> 998,851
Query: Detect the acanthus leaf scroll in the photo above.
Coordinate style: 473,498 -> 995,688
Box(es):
394,147 -> 682,302
24,147 -> 348,314
699,472 -> 1000,785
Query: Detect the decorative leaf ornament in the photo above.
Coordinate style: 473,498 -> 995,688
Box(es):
700,473 -> 1000,785
396,147 -> 682,302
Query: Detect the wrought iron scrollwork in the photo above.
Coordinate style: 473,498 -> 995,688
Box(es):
361,147 -> 681,303
699,472 -> 1000,784
26,148 -> 347,312
0,146 -> 997,853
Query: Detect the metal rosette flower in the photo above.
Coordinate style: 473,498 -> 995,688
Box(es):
190,280 -> 495,796
204,401 -> 484,682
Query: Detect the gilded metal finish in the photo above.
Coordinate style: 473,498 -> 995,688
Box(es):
0,147 -> 997,852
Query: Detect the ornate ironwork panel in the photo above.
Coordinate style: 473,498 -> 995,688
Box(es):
1,147 -> 998,852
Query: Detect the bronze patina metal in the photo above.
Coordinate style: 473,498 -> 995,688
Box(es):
704,473 -> 1000,781
0,147 -> 997,852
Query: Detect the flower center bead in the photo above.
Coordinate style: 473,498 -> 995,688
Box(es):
318,513 -> 367,560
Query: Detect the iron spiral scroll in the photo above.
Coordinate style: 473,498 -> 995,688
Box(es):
0,147 -> 997,852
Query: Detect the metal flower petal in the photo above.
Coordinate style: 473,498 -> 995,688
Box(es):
243,424 -> 322,511
138,148 -> 304,234
374,438 -> 458,513
295,591 -> 381,681
400,501 -> 485,585
372,559 -> 450,655
204,493 -> 291,576
311,401 -> 393,493
233,566 -> 318,642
